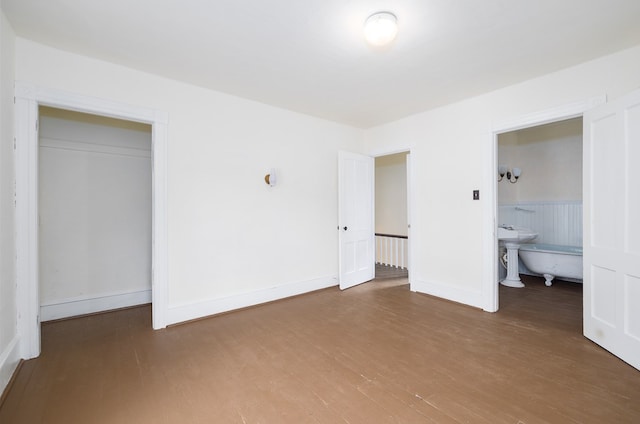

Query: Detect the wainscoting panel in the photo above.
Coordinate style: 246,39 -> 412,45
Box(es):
498,201 -> 582,246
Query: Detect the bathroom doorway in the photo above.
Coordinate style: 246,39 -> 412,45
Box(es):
496,117 -> 584,310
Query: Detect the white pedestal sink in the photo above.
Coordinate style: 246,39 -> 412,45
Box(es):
498,226 -> 537,288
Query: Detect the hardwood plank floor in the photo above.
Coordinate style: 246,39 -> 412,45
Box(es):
375,263 -> 409,280
1,276 -> 639,423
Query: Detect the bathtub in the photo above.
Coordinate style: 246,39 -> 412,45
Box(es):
518,243 -> 583,286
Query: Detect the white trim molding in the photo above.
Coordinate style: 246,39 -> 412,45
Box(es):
492,95 -> 606,134
14,82 -> 169,359
482,131 -> 499,312
40,289 -> 152,322
0,336 -> 21,397
39,137 -> 152,158
485,95 -> 606,313
167,276 -> 338,325
151,118 -> 169,330
15,86 -> 40,359
411,278 -> 484,310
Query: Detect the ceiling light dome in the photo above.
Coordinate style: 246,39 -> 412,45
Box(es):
364,12 -> 398,46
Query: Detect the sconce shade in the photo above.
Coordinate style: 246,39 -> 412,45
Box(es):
498,165 -> 508,181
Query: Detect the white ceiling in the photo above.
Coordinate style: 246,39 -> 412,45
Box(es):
4,0 -> 640,128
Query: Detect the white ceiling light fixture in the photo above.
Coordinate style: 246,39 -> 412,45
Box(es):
364,11 -> 399,47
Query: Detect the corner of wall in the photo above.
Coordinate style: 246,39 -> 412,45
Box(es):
0,336 -> 20,397
0,6 -> 20,396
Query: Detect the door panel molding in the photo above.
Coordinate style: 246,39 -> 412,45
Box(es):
338,151 -> 374,289
583,89 -> 640,370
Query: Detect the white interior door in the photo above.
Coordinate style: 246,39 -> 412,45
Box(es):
338,151 -> 374,290
583,89 -> 640,370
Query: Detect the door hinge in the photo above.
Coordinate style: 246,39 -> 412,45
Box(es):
35,119 -> 39,131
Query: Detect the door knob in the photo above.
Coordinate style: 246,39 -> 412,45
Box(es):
343,226 -> 348,231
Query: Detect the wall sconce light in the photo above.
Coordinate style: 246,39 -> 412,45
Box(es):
498,165 -> 521,183
507,167 -> 521,183
498,165 -> 508,181
264,169 -> 277,187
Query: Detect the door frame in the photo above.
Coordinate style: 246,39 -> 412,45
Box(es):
15,83 -> 169,359
485,95 -> 606,312
369,147 -> 414,287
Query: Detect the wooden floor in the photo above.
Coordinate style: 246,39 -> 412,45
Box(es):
2,276 -> 640,423
375,263 -> 409,279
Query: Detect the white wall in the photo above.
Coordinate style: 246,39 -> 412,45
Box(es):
0,9 -> 18,395
38,107 -> 152,320
498,118 -> 583,203
15,38 -> 364,322
375,153 -> 407,236
364,45 -> 640,308
9,18 -> 640,338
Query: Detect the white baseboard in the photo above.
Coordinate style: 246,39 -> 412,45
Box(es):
0,336 -> 21,397
411,278 -> 484,309
40,289 -> 152,322
167,276 -> 338,326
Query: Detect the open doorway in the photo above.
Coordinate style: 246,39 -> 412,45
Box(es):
496,117 -> 583,311
38,106 -> 152,322
486,97 -> 604,313
487,92 -> 640,369
338,149 -> 412,290
15,83 -> 168,359
374,152 -> 409,283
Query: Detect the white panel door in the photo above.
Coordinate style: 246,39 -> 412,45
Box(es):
338,151 -> 374,290
583,89 -> 640,370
